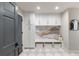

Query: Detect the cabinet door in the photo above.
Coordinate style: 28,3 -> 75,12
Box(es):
56,15 -> 61,25
39,15 -> 48,25
35,15 -> 40,25
48,15 -> 56,25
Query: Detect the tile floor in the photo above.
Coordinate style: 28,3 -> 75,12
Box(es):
20,44 -> 79,56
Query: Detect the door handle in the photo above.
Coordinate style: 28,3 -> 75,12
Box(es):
21,32 -> 23,34
15,43 -> 18,47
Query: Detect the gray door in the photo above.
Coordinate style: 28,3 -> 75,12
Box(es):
0,15 -> 4,55
0,2 -> 17,56
4,16 -> 15,56
0,16 -> 15,56
14,14 -> 23,55
18,15 -> 22,45
18,15 -> 23,54
3,2 -> 15,18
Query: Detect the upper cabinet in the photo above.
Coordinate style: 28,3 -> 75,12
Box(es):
39,15 -> 48,25
30,14 -> 61,26
48,15 -> 56,25
55,15 -> 61,25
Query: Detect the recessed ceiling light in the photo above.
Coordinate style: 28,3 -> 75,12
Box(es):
55,6 -> 59,10
36,6 -> 40,10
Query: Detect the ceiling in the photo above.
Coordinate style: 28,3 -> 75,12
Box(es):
16,2 -> 79,13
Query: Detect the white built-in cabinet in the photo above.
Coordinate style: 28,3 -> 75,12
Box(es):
27,13 -> 61,48
32,14 -> 61,26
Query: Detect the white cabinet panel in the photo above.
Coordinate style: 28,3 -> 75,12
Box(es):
39,15 -> 48,25
48,15 -> 56,25
35,15 -> 40,25
56,15 -> 61,25
34,14 -> 61,26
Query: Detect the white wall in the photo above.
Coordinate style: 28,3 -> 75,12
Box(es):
61,8 -> 79,51
22,13 -> 35,48
22,13 -> 30,48
16,6 -> 23,16
69,8 -> 79,50
61,10 -> 69,50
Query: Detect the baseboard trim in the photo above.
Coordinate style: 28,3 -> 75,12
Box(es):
63,47 -> 79,53
68,50 -> 79,53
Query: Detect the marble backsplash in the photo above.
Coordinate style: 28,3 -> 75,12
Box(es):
35,26 -> 61,39
36,26 -> 60,35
